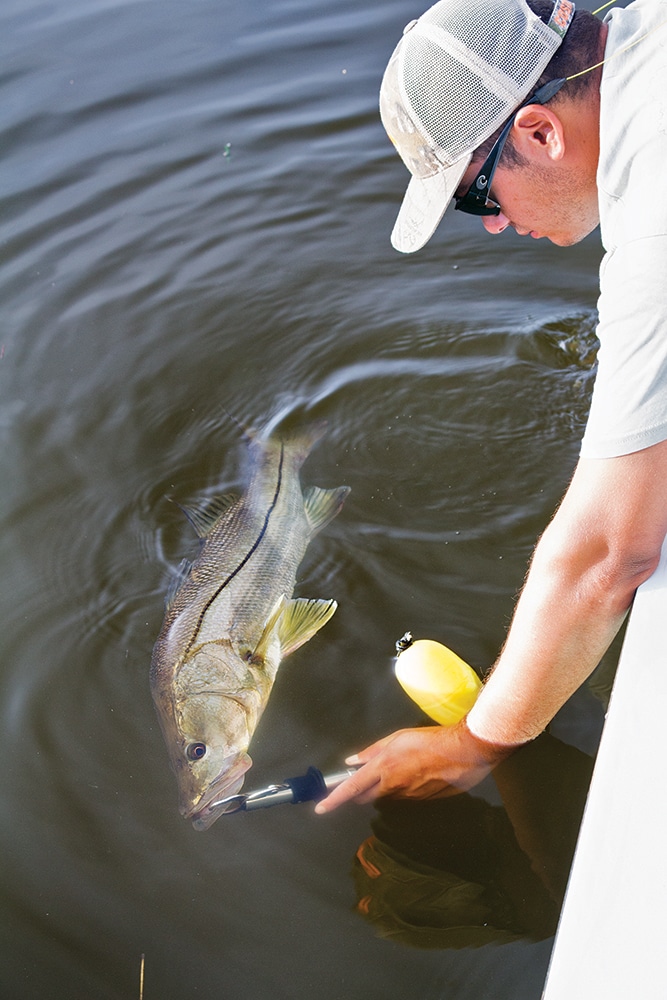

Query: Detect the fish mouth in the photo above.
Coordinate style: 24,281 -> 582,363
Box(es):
185,753 -> 252,831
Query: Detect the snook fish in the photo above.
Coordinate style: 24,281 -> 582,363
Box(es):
150,423 -> 349,831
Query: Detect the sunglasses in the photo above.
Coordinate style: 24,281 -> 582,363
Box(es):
454,77 -> 567,217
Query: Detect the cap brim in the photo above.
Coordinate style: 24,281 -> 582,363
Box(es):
391,155 -> 471,254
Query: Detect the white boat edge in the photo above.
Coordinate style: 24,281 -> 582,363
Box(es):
542,537 -> 667,998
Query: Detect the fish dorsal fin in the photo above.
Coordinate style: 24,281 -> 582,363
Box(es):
178,493 -> 239,538
303,485 -> 350,534
278,598 -> 338,658
165,558 -> 192,610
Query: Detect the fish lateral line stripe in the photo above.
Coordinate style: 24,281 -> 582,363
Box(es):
185,443 -> 285,654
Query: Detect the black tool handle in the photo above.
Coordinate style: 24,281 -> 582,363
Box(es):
284,766 -> 328,803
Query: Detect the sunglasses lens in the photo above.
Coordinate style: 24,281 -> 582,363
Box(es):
454,196 -> 501,216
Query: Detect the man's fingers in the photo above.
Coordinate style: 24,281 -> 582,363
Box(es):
314,765 -> 380,814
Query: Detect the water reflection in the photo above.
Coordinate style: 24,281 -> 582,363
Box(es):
354,734 -> 594,949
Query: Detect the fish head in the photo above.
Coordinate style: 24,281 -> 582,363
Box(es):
151,633 -> 273,830
167,688 -> 258,829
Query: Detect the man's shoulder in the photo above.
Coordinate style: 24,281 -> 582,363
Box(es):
598,3 -> 667,248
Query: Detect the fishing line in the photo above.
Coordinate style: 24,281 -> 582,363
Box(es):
565,1 -> 667,82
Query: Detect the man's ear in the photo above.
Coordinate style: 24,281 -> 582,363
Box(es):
512,106 -> 566,162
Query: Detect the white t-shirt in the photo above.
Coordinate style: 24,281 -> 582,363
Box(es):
579,0 -> 667,459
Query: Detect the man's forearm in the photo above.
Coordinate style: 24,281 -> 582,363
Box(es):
466,532 -> 631,744
467,450 -> 667,745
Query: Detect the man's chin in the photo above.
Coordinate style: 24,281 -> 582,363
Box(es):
551,221 -> 601,247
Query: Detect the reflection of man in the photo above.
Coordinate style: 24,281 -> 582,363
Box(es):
318,0 -> 667,813
352,734 -> 593,948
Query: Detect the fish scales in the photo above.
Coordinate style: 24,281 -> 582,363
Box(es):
150,423 -> 349,830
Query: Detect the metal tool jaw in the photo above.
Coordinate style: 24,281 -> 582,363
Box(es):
211,765 -> 359,815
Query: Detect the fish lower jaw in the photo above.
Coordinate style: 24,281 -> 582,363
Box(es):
183,753 -> 252,830
187,784 -> 243,831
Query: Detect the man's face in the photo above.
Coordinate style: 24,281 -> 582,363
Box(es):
456,154 -> 600,246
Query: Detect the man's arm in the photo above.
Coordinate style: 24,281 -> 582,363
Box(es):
316,440 -> 667,813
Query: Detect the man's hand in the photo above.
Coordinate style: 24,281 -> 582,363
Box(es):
314,722 -> 516,814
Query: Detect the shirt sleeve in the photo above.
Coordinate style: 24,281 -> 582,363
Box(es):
580,234 -> 667,459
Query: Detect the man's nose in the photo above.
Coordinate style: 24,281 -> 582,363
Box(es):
482,212 -> 511,234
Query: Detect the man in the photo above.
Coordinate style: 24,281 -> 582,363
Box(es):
316,0 -> 667,813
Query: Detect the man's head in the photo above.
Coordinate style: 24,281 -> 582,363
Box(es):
380,0 -> 604,251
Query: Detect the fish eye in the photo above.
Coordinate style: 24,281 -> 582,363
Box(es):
186,742 -> 207,761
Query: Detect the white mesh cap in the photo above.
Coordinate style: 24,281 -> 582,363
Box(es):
380,0 -> 574,252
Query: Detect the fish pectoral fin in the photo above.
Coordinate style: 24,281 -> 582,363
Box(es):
177,493 -> 240,538
250,594 -> 288,662
278,598 -> 338,658
303,485 -> 351,534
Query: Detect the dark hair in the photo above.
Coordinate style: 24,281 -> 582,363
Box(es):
473,1 -> 604,166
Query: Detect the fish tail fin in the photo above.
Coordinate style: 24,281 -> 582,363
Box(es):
236,418 -> 332,469
303,484 -> 350,533
280,420 -> 329,467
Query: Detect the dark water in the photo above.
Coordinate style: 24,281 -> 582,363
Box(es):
1,1 -> 614,997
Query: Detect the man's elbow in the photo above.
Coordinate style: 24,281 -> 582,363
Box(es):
601,542 -> 662,611
538,519 -> 664,615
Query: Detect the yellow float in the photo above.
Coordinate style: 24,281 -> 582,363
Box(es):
394,633 -> 482,726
